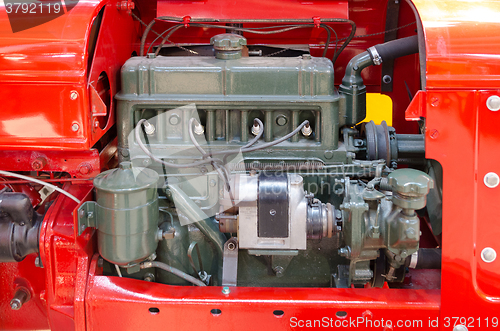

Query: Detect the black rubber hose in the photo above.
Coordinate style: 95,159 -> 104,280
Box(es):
413,248 -> 441,269
372,35 -> 418,62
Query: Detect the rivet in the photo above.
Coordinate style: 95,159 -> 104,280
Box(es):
486,95 -> 500,111
484,172 -> 499,188
70,91 -> 78,100
382,75 -> 392,84
453,325 -> 468,331
71,123 -> 80,132
269,209 -> 276,216
481,247 -> 497,263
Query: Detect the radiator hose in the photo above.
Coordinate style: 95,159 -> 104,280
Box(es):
339,35 -> 419,125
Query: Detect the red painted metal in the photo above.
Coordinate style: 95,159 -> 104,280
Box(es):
86,259 -> 439,330
156,0 -> 349,21
404,90 -> 426,122
0,0 -> 137,151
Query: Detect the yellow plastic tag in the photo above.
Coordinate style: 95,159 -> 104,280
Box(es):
363,93 -> 393,126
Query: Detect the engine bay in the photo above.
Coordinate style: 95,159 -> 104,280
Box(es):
74,30 -> 440,290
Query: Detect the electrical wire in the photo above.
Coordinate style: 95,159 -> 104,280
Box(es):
0,170 -> 81,204
137,117 -> 308,172
187,118 -> 232,192
115,264 -> 123,277
140,261 -> 206,286
131,15 -> 417,65
150,23 -> 332,58
155,17 -> 354,61
206,120 -> 309,158
140,19 -> 157,56
331,20 -> 355,64
146,24 -> 183,56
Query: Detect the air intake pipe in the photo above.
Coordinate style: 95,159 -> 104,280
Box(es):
339,35 -> 419,125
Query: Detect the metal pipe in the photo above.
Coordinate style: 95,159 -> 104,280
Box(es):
141,261 -> 206,286
396,134 -> 425,156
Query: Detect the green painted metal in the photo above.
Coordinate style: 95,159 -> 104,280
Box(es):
116,53 -> 341,165
338,52 -> 374,125
211,33 -> 247,60
91,162 -> 160,266
167,183 -> 226,284
338,168 -> 435,286
388,168 -> 434,210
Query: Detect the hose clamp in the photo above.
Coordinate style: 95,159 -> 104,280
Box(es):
409,251 -> 419,269
367,47 -> 383,65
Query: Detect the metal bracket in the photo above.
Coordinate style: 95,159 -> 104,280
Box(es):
77,201 -> 97,236
222,238 -> 239,287
381,0 -> 401,92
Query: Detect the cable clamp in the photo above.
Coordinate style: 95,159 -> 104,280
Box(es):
312,16 -> 321,28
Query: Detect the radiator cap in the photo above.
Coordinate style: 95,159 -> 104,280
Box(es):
211,33 -> 247,60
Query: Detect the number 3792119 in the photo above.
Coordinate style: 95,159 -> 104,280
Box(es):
5,3 -> 62,14
444,317 -> 499,328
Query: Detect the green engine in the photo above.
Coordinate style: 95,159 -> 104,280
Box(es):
79,33 -> 436,288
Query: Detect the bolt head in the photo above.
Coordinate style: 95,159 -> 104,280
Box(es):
481,247 -> 497,263
169,114 -> 180,125
429,129 -> 439,139
273,266 -> 285,277
31,161 -> 43,170
10,299 -> 21,310
71,123 -> 79,132
222,286 -> 230,294
70,91 -> 78,100
487,95 -> 500,111
79,164 -> 92,175
361,310 -> 373,319
484,172 -> 499,188
269,209 -> 276,216
276,115 -> 288,126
